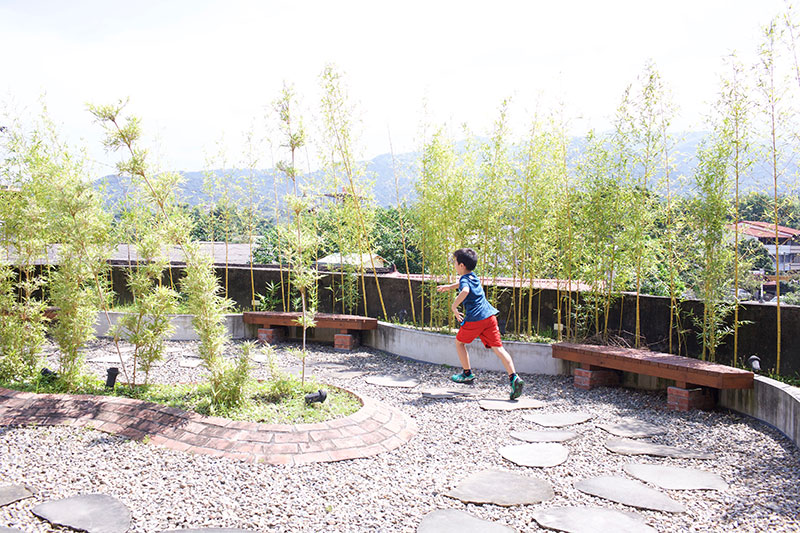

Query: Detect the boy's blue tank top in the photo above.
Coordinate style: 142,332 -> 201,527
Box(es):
459,272 -> 499,323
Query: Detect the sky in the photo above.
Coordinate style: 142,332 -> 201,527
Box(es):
0,0 -> 790,175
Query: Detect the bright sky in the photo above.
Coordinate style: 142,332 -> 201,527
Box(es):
0,0 -> 788,174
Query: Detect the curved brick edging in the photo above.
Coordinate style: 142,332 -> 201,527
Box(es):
0,387 -> 417,465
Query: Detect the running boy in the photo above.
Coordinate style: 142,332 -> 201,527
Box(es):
436,248 -> 524,400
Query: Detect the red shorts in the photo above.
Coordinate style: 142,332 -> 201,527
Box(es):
456,315 -> 503,348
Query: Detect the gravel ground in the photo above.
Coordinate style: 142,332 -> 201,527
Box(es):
2,338 -> 800,532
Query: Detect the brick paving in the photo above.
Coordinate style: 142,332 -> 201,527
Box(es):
0,386 -> 417,465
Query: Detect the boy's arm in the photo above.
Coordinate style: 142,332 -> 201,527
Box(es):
451,288 -> 469,323
436,282 -> 459,292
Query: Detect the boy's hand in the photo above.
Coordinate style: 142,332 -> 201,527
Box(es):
452,307 -> 463,323
436,284 -> 453,292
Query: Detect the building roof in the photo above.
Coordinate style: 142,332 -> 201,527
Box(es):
315,253 -> 390,269
735,220 -> 800,240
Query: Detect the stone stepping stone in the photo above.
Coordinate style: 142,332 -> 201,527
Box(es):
498,442 -> 569,467
365,375 -> 419,388
624,463 -> 729,490
248,351 -> 271,363
445,469 -> 554,506
575,476 -> 686,513
418,509 -> 515,533
532,506 -> 655,533
478,398 -> 545,411
87,353 -> 130,364
318,367 -> 366,380
522,411 -> 593,427
178,357 -> 204,368
282,365 -> 316,378
604,437 -> 715,459
32,493 -> 131,533
0,484 -> 35,507
327,369 -> 367,379
510,429 -> 579,443
597,419 -> 666,438
160,529 -> 258,533
419,387 -> 481,399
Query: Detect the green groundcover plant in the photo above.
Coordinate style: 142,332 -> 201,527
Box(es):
2,369 -> 360,425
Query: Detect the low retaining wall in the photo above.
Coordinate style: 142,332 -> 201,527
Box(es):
362,322 -> 565,375
94,312 -> 254,341
719,375 -> 800,450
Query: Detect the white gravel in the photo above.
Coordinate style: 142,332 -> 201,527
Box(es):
2,338 -> 800,532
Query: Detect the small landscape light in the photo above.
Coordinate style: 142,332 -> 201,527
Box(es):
305,389 -> 327,404
747,355 -> 761,372
105,367 -> 120,389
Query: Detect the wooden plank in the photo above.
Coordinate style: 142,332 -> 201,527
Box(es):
243,311 -> 377,330
552,343 -> 753,390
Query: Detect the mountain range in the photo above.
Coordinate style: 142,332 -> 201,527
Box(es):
95,132 -> 791,210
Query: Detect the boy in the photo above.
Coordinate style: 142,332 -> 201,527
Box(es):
436,248 -> 524,400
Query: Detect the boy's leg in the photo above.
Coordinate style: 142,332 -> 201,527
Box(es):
451,340 -> 476,383
490,345 -> 524,400
456,340 -> 471,371
490,345 -> 516,375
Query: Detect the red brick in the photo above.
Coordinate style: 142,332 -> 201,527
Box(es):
358,419 -> 382,432
261,454 -> 293,465
258,328 -> 283,344
181,433 -> 211,447
573,368 -> 620,390
200,426 -> 240,439
334,333 -> 358,350
260,443 -> 299,454
373,410 -> 392,424
239,431 -> 273,444
309,428 -> 344,441
338,409 -> 368,423
274,431 -> 309,444
667,386 -> 715,411
222,452 -> 252,462
298,440 -> 336,453
328,447 -> 367,461
294,451 -> 332,464
157,438 -> 192,452
332,436 -> 366,449
205,437 -> 235,451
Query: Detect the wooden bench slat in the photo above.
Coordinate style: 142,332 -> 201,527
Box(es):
242,311 -> 378,331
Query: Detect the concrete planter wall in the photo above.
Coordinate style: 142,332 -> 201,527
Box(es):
719,375 -> 800,450
94,312 -> 254,341
362,321 -> 566,376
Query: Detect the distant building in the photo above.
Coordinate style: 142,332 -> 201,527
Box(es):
314,252 -> 394,272
735,220 -> 800,273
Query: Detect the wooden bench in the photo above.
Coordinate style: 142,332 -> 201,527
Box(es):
552,343 -> 754,411
242,311 -> 378,350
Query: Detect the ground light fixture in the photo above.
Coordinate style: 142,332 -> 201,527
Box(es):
105,367 -> 120,389
747,355 -> 761,372
304,389 -> 327,404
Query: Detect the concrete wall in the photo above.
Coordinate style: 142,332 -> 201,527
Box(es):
94,311 -> 255,341
719,375 -> 800,450
363,322 -> 566,376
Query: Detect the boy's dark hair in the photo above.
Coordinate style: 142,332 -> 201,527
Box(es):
453,248 -> 478,271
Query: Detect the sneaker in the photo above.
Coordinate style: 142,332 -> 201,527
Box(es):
451,371 -> 476,384
510,375 -> 524,400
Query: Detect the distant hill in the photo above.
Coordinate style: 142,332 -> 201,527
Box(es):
96,151 -> 420,210
94,132 -> 794,210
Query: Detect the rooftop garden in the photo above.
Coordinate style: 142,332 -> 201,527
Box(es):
2,13 -> 800,403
